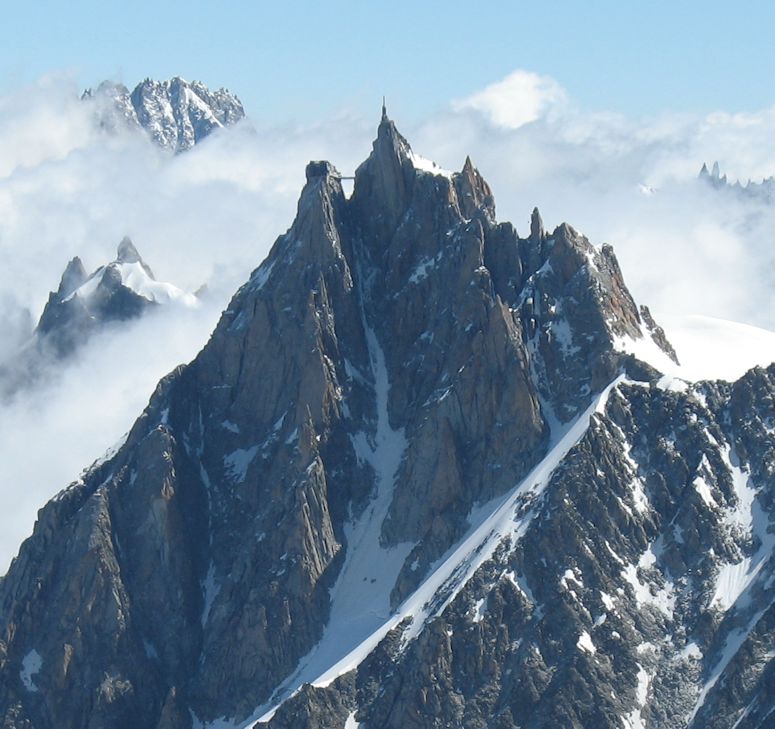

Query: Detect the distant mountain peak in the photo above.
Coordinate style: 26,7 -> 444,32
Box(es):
35,237 -> 196,358
116,236 -> 141,263
83,76 -> 245,153
55,256 -> 88,298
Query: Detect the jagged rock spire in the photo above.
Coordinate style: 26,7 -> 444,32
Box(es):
56,257 -> 88,299
455,155 -> 495,219
117,236 -> 156,278
351,105 -> 415,238
117,236 -> 142,264
530,207 -> 544,242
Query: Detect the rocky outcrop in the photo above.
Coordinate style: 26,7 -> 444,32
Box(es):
2,111 -> 761,729
83,77 -> 245,152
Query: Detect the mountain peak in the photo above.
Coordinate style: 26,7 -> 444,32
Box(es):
530,206 -> 545,241
84,76 -> 245,152
116,236 -> 141,264
34,237 -> 195,359
0,113 -> 705,729
55,256 -> 88,298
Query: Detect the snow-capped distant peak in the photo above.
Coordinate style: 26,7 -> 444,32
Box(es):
84,76 -> 245,153
63,239 -> 197,308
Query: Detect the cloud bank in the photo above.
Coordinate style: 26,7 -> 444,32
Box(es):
1,69 -> 775,572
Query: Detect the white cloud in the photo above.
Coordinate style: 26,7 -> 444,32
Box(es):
452,69 -> 567,129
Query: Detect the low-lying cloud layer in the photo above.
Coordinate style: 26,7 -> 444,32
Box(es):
0,69 -> 774,572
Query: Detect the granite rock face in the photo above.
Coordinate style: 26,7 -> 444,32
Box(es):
1,114 -> 771,729
83,77 -> 245,152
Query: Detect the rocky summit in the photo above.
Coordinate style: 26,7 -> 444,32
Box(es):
0,238 -> 197,397
83,77 -> 245,152
1,112 -> 773,729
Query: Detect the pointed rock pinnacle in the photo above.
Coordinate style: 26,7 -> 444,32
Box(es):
530,207 -> 544,242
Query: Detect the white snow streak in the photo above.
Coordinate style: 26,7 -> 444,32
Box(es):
250,375 -> 625,725
251,324 -> 411,725
577,631 -> 596,654
223,446 -> 259,483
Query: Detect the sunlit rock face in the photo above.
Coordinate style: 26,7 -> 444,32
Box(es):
5,114 -> 773,729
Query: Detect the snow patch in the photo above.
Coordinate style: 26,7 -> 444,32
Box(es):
621,562 -> 675,619
408,151 -> 452,178
679,642 -> 703,660
577,631 -> 596,654
622,665 -> 650,729
471,597 -> 487,623
20,649 -> 42,692
693,474 -> 718,509
408,252 -> 443,285
503,570 -> 536,604
253,323 -> 411,723
223,446 -> 259,483
688,607 -> 770,724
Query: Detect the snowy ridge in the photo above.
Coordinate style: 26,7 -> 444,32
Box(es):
251,375 -> 626,725
64,260 -> 197,307
408,151 -> 453,179
616,314 -> 775,383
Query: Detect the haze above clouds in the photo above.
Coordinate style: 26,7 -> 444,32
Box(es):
1,68 -> 774,572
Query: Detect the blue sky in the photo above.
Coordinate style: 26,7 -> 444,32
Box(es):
3,1 -> 774,122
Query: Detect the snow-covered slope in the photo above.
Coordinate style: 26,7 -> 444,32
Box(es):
614,313 -> 775,382
65,253 -> 197,308
658,314 -> 775,381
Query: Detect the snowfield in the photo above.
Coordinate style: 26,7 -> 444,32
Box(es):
615,313 -> 775,383
656,314 -> 775,381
